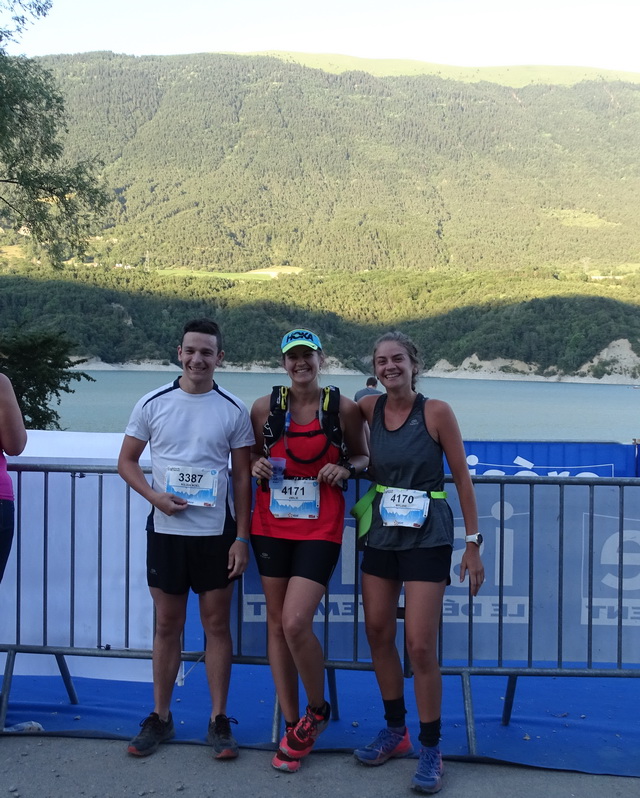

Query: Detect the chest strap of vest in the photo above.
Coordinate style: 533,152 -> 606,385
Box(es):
350,484 -> 447,539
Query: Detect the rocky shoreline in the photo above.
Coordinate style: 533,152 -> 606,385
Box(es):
72,339 -> 640,385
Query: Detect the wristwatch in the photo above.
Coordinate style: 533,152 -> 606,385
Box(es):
341,462 -> 357,479
465,533 -> 483,546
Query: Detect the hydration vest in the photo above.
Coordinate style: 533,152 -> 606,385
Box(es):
263,385 -> 348,464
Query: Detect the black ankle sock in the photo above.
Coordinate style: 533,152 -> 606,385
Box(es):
309,701 -> 329,720
285,720 -> 297,730
418,718 -> 441,748
383,697 -> 407,729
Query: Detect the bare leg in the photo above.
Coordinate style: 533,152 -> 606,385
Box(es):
149,587 -> 188,719
199,583 -> 235,719
280,576 -> 328,708
261,575 -> 300,723
404,580 -> 447,722
361,573 -> 404,701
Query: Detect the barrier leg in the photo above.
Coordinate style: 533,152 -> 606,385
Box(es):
270,695 -> 283,744
0,648 -> 17,730
397,606 -> 414,678
461,672 -> 477,756
326,666 -> 339,720
501,675 -> 518,725
54,654 -> 79,705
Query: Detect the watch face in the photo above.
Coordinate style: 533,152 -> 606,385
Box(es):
476,533 -> 483,546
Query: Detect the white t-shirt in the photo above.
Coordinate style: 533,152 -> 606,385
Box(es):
125,378 -> 255,536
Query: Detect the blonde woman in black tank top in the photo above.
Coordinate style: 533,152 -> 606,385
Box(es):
354,332 -> 484,794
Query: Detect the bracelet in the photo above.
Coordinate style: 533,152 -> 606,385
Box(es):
235,537 -> 250,544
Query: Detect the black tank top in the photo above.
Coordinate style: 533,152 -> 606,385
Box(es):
367,394 -> 453,550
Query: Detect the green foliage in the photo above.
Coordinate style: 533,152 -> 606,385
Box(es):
0,326 -> 94,429
2,262 -> 640,377
0,3 -> 107,265
0,1 -> 50,45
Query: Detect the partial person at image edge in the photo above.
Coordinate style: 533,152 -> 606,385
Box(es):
0,372 -> 27,583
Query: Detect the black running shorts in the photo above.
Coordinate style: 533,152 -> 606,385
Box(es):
146,529 -> 238,594
361,544 -> 452,584
251,536 -> 341,587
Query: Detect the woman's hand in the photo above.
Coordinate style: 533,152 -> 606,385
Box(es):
460,546 -> 485,597
251,456 -> 273,480
317,462 -> 350,488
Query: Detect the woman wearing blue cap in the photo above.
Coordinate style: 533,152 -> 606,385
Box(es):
250,329 -> 368,772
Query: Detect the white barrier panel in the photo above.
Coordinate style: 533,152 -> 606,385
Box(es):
1,432 -> 155,681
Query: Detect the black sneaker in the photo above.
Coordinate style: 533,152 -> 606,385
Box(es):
127,712 -> 175,757
207,714 -> 239,759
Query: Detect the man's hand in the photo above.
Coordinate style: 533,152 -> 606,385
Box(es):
153,492 -> 189,516
227,539 -> 249,578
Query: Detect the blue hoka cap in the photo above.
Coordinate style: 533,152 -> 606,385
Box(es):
281,329 -> 323,353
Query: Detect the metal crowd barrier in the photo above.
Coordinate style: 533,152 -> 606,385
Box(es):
1,463 -> 639,754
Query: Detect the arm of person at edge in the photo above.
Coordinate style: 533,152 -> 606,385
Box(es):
117,434 -> 188,517
0,373 -> 27,457
425,399 -> 484,597
317,395 -> 369,487
228,445 -> 252,578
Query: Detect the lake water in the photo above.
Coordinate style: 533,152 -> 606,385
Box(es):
55,370 -> 639,442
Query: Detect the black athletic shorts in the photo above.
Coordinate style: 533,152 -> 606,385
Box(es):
0,499 -> 15,584
251,536 -> 341,587
146,529 -> 238,594
361,544 -> 452,584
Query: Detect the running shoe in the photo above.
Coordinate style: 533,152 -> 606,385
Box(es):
278,703 -> 330,759
271,749 -> 302,772
127,712 -> 175,757
354,726 -> 414,766
411,745 -> 443,793
207,714 -> 239,759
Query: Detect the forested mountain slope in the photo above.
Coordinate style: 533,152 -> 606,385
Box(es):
32,51 -> 640,274
2,51 -> 640,373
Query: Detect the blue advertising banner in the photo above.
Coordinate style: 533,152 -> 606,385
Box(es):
462,441 -> 636,478
237,469 -> 640,669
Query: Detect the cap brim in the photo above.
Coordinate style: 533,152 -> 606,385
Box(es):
281,341 -> 319,353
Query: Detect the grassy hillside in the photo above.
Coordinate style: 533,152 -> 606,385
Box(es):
251,51 -> 640,87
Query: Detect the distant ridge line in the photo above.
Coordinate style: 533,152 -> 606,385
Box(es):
243,50 -> 640,87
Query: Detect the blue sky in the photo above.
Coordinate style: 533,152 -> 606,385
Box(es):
6,0 -> 640,73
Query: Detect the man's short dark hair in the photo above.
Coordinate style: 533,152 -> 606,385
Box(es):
366,377 -> 378,387
182,318 -> 223,350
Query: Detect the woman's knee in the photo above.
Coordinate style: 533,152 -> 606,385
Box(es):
364,617 -> 397,649
405,638 -> 438,672
281,613 -> 311,646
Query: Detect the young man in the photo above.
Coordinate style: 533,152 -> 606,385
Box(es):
118,318 -> 254,759
354,377 -> 383,402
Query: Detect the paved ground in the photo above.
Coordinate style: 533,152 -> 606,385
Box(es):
0,736 -> 638,798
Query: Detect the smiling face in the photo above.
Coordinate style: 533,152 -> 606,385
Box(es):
177,331 -> 224,393
282,345 -> 324,386
373,339 -> 419,392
